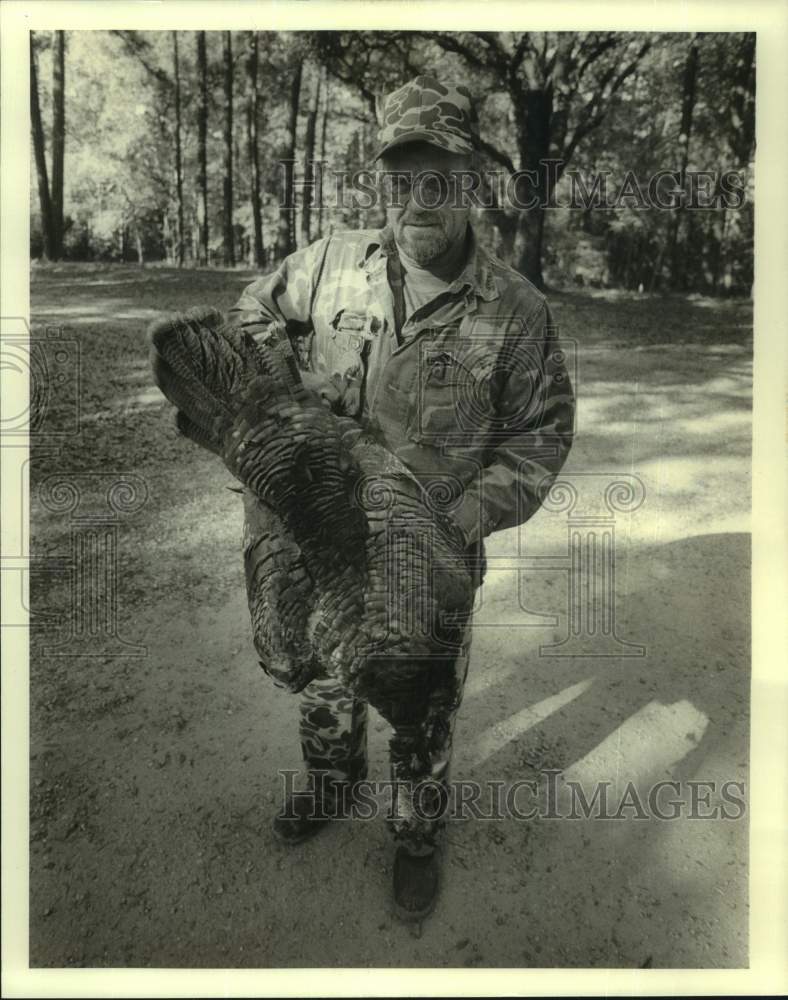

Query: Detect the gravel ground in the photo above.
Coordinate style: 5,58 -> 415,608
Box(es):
28,263 -> 751,968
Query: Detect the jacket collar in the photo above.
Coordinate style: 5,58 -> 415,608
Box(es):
357,224 -> 499,302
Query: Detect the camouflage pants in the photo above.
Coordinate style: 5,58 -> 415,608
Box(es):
298,623 -> 473,855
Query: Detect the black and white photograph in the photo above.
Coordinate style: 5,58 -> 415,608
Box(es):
2,1 -> 787,995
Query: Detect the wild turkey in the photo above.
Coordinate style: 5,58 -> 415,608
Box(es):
148,307 -> 474,731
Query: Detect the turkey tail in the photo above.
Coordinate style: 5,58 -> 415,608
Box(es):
242,490 -> 322,693
247,322 -> 306,397
150,308 -> 261,450
149,308 -> 312,456
150,306 -> 478,716
174,410 -> 223,456
149,307 -> 237,452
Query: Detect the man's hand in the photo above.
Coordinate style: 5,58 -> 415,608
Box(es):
301,370 -> 342,411
434,509 -> 470,552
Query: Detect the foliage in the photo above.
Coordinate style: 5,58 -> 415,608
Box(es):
29,30 -> 754,294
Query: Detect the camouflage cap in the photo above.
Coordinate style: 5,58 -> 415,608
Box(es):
375,75 -> 480,160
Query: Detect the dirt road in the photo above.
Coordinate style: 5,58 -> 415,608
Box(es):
28,264 -> 751,967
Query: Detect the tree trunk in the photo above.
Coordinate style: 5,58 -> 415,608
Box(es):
196,31 -> 209,265
729,33 -> 756,168
51,30 -> 66,259
317,66 -> 329,238
172,31 -> 185,267
245,32 -> 264,268
163,212 -> 174,265
300,66 -> 320,247
276,62 -> 302,260
222,32 -> 235,267
514,206 -> 546,290
30,36 -> 55,260
719,34 -> 755,298
512,89 -> 553,289
667,37 -> 699,290
649,241 -> 667,293
134,221 -> 144,266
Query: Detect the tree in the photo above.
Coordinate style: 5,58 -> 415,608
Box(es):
276,58 -> 302,259
419,32 -> 653,288
307,31 -> 427,233
245,31 -> 264,267
30,31 -> 67,260
30,35 -> 55,259
317,66 -> 330,238
309,30 -> 417,121
51,31 -> 66,258
110,30 -> 182,263
727,33 -> 756,167
312,30 -> 654,286
172,31 -> 185,267
195,31 -> 209,265
708,32 -> 755,294
222,32 -> 235,266
665,34 -> 700,289
28,30 -> 754,293
300,65 -> 321,247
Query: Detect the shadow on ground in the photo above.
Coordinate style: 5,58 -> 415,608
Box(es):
27,264 -> 751,968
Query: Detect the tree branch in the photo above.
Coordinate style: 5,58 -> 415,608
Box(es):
476,137 -> 516,174
511,33 -> 532,73
429,32 -> 492,72
471,31 -> 509,72
575,32 -> 620,83
608,38 -> 652,95
111,30 -> 171,88
562,38 -> 652,162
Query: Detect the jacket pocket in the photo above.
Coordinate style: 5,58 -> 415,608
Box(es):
316,309 -> 374,417
406,346 -> 495,447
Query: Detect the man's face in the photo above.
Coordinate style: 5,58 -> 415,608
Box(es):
380,142 -> 472,266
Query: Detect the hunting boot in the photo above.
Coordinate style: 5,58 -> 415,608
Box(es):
272,793 -> 332,845
272,774 -> 353,845
393,846 -> 441,921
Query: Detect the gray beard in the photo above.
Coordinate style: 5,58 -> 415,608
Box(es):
398,228 -> 451,265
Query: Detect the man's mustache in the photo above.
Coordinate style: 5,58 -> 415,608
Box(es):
400,213 -> 445,228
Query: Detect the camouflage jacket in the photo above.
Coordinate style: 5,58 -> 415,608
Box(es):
230,225 -> 575,546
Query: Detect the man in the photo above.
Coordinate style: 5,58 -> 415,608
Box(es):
230,75 -> 575,920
